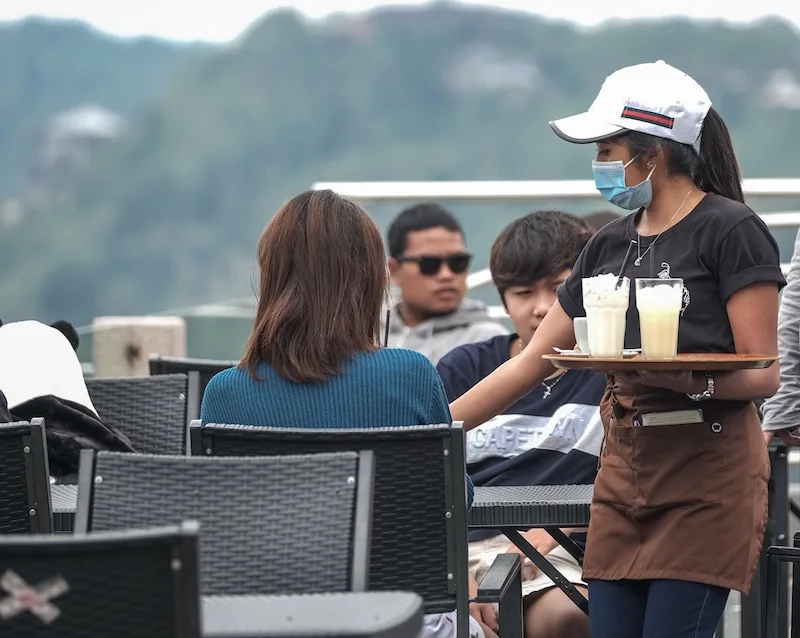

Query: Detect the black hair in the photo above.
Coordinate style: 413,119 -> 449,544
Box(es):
386,202 -> 463,258
490,210 -> 594,302
617,107 -> 744,203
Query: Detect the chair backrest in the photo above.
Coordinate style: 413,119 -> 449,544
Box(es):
149,356 -> 236,400
0,419 -> 52,534
0,522 -> 201,638
75,450 -> 374,596
85,374 -> 199,455
190,422 -> 469,615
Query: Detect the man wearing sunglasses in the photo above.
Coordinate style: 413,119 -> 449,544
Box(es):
386,203 -> 508,364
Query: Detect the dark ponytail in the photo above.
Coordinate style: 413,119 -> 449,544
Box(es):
696,107 -> 744,203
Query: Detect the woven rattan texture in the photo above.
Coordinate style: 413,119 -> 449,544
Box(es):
469,485 -> 593,527
0,541 -> 176,637
90,452 -> 359,595
86,375 -> 188,455
0,423 -> 33,534
204,424 -> 455,610
149,357 -> 235,398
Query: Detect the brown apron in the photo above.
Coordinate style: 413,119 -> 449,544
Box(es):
584,376 -> 770,593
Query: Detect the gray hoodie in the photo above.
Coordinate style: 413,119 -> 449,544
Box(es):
763,229 -> 800,432
384,298 -> 509,365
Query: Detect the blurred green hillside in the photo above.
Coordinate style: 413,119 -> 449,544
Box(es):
3,5 -> 800,326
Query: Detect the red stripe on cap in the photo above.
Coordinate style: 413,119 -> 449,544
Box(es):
621,107 -> 675,129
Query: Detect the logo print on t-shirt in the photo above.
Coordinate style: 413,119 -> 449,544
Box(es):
657,261 -> 691,316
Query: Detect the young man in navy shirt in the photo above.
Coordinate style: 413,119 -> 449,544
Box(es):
437,211 -> 606,638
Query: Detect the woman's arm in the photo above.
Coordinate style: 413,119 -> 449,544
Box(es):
449,300 -> 576,430
709,282 -> 780,401
613,282 -> 780,401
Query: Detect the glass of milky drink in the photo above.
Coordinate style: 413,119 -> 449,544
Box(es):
582,273 -> 630,358
635,278 -> 684,359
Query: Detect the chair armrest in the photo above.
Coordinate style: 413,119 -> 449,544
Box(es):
475,553 -> 523,638
475,553 -> 520,601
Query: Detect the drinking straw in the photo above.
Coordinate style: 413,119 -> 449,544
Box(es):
615,240 -> 637,290
383,309 -> 391,347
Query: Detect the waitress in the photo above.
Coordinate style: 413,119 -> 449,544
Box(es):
450,60 -> 785,638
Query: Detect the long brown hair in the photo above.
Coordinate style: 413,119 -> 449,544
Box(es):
241,189 -> 388,383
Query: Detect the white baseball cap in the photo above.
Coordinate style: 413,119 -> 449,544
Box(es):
549,60 -> 712,145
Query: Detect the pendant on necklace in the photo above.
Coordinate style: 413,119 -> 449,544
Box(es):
542,386 -> 552,399
634,257 -> 642,267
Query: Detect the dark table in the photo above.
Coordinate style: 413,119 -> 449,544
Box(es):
202,592 -> 423,638
469,484 -> 593,614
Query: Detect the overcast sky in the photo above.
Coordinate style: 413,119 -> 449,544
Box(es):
2,0 -> 800,42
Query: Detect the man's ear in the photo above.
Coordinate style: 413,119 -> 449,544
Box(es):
388,257 -> 402,286
50,320 -> 80,351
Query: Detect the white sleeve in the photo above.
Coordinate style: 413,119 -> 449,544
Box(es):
763,229 -> 800,431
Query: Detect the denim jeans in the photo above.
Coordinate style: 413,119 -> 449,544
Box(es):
588,578 -> 729,638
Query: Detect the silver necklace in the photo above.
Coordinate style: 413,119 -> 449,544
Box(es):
541,372 -> 567,399
515,338 -> 568,398
634,188 -> 694,267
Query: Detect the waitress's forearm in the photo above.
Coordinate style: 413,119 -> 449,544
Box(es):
450,300 -> 577,430
709,367 -> 780,402
450,352 -> 556,430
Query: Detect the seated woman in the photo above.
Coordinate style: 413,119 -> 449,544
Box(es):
0,319 -> 135,479
201,189 -> 480,638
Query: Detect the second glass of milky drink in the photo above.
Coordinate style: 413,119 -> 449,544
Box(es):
582,273 -> 630,358
635,278 -> 684,359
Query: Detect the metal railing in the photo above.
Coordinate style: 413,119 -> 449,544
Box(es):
312,178 -> 800,201
313,179 -> 800,318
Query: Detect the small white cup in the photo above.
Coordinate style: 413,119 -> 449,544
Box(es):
574,317 -> 589,353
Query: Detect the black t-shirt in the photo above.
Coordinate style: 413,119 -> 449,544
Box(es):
558,193 -> 786,353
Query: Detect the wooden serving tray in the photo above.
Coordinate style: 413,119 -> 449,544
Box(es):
542,353 -> 777,372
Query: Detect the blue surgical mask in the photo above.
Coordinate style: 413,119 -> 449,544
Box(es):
592,155 -> 656,211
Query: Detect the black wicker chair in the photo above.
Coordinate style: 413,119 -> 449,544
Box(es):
0,419 -> 52,534
190,421 -> 523,638
148,356 -> 236,402
75,449 -> 374,596
86,373 -> 200,455
764,530 -> 800,638
0,522 -> 201,637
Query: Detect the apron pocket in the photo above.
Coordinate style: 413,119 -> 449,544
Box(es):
592,430 -> 637,509
628,421 -> 727,511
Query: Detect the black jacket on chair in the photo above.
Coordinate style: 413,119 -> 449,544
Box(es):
11,395 -> 136,478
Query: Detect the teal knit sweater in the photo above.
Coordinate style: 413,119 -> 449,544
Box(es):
201,347 -> 473,504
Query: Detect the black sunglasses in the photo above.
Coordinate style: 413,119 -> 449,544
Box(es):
397,253 -> 473,276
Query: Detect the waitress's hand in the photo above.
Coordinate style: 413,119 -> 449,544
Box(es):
612,370 -> 706,394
